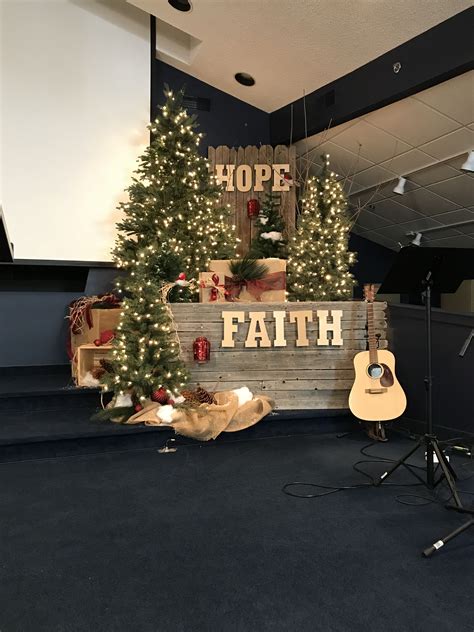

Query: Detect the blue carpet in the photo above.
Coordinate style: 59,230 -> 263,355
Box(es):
0,432 -> 472,632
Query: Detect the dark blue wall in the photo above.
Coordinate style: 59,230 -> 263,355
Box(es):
389,304 -> 474,438
0,267 -> 117,368
349,234 -> 397,298
152,61 -> 270,152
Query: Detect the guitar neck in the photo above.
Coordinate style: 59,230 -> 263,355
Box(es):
367,302 -> 378,363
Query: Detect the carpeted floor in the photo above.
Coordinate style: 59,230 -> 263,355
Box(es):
0,432 -> 472,632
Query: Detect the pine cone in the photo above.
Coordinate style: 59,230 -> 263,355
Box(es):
99,359 -> 115,374
182,387 -> 216,405
91,367 -> 106,380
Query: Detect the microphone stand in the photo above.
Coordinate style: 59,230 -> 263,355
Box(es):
423,327 -> 473,557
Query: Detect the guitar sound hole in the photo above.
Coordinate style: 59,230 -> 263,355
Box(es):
367,363 -> 383,379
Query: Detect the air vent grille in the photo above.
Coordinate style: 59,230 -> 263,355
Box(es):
183,95 -> 211,112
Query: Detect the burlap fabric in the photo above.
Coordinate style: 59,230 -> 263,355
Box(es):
126,390 -> 274,441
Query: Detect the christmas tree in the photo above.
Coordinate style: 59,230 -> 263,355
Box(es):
102,86 -> 238,404
248,192 -> 287,258
287,154 -> 356,301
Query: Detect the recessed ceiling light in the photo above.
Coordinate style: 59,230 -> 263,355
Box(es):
235,72 -> 255,87
168,0 -> 192,12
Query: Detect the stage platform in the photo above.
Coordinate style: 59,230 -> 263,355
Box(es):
0,365 -> 354,463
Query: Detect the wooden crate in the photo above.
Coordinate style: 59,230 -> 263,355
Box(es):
171,301 -> 387,411
76,344 -> 113,387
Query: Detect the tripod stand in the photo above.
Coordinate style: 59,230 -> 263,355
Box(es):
374,246 -> 474,555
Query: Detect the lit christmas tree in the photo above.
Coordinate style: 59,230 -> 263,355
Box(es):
287,154 -> 356,301
102,86 -> 238,406
248,192 -> 287,259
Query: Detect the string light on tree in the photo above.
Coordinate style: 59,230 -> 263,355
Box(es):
102,86 -> 239,402
287,155 -> 356,301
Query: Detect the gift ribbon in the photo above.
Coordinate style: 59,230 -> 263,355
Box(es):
200,273 -> 228,301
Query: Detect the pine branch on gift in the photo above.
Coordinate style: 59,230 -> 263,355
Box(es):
249,192 -> 287,259
287,155 -> 356,301
229,256 -> 269,283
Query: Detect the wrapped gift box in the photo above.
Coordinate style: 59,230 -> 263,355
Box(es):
200,259 -> 286,303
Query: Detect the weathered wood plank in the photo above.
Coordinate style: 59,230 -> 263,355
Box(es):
175,320 -> 386,331
181,348 -> 379,367
187,369 -> 355,381
181,340 -> 387,354
188,379 -> 353,391
171,302 -> 387,312
273,391 -> 349,409
275,144 -> 291,239
246,145 -> 260,245
228,147 -> 237,237
177,329 -> 386,341
237,146 -> 247,255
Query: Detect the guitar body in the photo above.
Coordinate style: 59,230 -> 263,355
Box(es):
349,349 -> 407,422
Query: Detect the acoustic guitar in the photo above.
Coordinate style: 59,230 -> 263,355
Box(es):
349,284 -> 406,422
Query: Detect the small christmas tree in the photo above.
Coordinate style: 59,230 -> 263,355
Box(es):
248,192 -> 287,259
102,86 -> 238,404
287,154 -> 356,301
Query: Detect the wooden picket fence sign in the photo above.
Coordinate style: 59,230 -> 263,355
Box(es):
207,145 -> 297,255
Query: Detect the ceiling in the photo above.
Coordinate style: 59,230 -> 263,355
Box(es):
296,71 -> 474,251
127,0 -> 471,112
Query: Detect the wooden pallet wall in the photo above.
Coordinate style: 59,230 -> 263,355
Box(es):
171,301 -> 387,411
207,145 -> 296,255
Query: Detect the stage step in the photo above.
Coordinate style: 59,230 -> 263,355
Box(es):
0,365 -> 354,463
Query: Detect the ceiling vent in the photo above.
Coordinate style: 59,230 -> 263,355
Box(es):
183,95 -> 211,112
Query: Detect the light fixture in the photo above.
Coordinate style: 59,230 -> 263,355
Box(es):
393,177 -> 407,195
168,0 -> 192,12
408,232 -> 423,246
235,72 -> 255,87
461,150 -> 474,172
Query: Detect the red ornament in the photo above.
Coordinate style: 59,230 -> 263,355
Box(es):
177,272 -> 186,280
247,198 -> 260,218
193,336 -> 211,363
94,330 -> 115,346
135,404 -> 144,413
151,388 -> 169,404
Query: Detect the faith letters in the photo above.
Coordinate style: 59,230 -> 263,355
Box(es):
221,309 -> 344,348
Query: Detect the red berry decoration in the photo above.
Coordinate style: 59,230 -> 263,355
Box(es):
151,388 -> 169,404
135,404 -> 144,413
94,339 -> 101,347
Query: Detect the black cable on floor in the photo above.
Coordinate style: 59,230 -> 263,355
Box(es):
282,437 -> 474,502
282,440 -> 426,499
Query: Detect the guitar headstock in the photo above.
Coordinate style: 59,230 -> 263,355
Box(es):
363,283 -> 377,303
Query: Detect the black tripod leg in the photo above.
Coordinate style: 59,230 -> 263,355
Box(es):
423,519 -> 473,557
374,437 -> 423,487
431,441 -> 463,508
